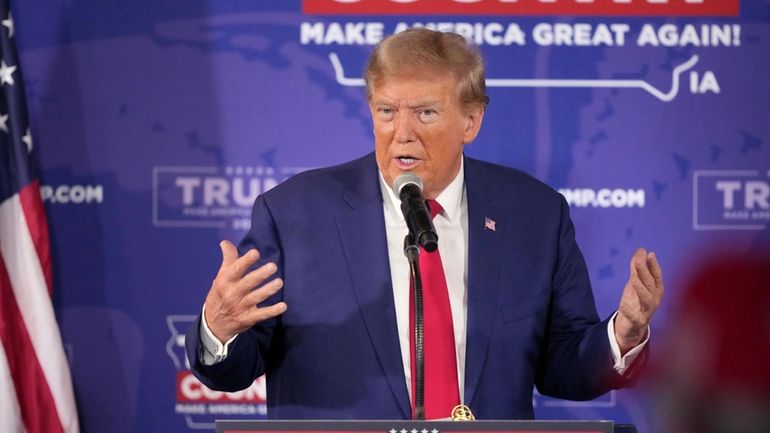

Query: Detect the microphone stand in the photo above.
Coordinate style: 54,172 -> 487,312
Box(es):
403,233 -> 424,420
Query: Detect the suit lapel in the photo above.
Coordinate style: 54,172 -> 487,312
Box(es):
334,154 -> 411,418
463,157 -> 506,407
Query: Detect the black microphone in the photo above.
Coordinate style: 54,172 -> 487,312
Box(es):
392,173 -> 438,252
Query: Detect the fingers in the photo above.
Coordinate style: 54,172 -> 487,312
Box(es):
629,276 -> 655,314
237,263 -> 279,296
245,301 -> 288,325
238,278 -> 286,330
242,276 -> 284,305
634,251 -> 657,292
628,247 -> 646,276
219,240 -> 238,267
633,249 -> 665,298
218,245 -> 261,282
625,247 -> 664,315
232,277 -> 285,331
647,251 -> 665,292
243,278 -> 287,325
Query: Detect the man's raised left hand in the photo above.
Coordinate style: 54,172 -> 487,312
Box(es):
614,248 -> 665,355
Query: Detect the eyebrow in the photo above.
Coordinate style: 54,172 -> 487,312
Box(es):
372,97 -> 442,109
408,99 -> 441,109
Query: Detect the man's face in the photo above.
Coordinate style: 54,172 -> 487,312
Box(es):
369,73 -> 484,199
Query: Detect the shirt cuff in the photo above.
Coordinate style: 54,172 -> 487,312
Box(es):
607,311 -> 649,375
199,304 -> 239,365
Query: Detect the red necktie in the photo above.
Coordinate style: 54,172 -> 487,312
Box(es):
409,199 -> 460,419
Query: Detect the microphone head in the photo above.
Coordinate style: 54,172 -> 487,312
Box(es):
392,173 -> 423,197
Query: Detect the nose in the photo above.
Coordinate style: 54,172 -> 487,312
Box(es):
393,110 -> 416,144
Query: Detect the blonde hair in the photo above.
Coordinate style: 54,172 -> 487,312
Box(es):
364,28 -> 489,110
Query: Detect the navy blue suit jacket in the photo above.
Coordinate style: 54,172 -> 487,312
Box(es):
187,153 -> 641,419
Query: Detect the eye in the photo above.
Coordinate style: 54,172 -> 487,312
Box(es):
376,107 -> 394,121
418,108 -> 437,122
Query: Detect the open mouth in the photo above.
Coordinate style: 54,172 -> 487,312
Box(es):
397,157 -> 417,164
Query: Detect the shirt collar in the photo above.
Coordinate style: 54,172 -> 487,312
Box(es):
379,157 -> 465,224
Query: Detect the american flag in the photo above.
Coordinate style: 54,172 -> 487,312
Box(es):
484,217 -> 496,232
0,2 -> 80,432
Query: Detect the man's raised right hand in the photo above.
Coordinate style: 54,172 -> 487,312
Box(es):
204,240 -> 287,344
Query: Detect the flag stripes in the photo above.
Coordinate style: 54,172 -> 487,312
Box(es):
0,185 -> 79,432
0,256 -> 66,433
18,179 -> 53,292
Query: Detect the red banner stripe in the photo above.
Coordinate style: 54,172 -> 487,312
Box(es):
0,256 -> 66,433
18,180 -> 53,295
303,0 -> 739,17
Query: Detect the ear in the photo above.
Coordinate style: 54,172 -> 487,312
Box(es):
462,104 -> 485,144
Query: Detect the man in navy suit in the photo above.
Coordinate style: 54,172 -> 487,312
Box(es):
186,28 -> 664,420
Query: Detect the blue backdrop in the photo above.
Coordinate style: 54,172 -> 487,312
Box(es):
12,0 -> 769,432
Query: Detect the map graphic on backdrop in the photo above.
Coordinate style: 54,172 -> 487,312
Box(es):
330,51 -> 706,102
11,0 -> 768,431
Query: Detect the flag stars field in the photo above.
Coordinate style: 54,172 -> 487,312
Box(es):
0,60 -> 15,86
22,128 -> 32,153
1,11 -> 12,38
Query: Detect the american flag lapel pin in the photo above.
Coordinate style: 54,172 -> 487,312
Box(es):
484,217 -> 496,232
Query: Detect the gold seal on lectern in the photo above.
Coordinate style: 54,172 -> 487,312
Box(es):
451,404 -> 475,421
